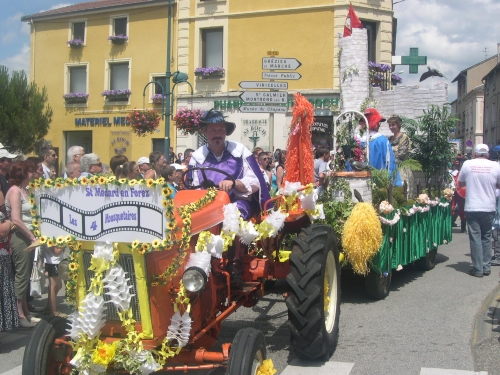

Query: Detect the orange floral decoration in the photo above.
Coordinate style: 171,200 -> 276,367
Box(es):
284,93 -> 314,185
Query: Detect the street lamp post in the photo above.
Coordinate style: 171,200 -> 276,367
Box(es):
142,0 -> 193,163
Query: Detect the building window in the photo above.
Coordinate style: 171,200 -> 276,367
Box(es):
363,21 -> 377,63
110,62 -> 130,91
202,28 -> 223,68
69,66 -> 87,93
72,21 -> 86,42
113,17 -> 128,37
153,76 -> 167,95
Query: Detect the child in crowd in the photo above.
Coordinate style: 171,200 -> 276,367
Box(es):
160,165 -> 177,198
43,246 -> 66,317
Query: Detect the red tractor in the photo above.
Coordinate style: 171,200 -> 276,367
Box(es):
23,181 -> 341,375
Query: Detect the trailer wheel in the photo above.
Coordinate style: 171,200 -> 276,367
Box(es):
286,225 -> 341,360
415,249 -> 437,271
23,316 -> 70,375
365,268 -> 391,300
226,328 -> 266,375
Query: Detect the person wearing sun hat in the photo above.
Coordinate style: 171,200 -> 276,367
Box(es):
364,108 -> 401,186
458,143 -> 500,277
188,109 -> 270,219
188,109 -> 271,286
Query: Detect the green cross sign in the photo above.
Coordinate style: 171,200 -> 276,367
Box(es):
401,48 -> 427,74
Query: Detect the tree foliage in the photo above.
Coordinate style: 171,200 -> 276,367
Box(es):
0,66 -> 53,153
402,104 -> 457,183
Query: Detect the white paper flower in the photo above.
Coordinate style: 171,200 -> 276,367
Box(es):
311,204 -> 325,220
103,264 -> 134,312
131,350 -> 162,375
379,200 -> 394,215
281,181 -> 302,196
263,211 -> 287,237
396,264 -> 403,271
207,235 -> 224,258
93,241 -> 115,263
239,220 -> 260,245
166,311 -> 192,348
185,251 -> 211,278
70,293 -> 106,340
222,203 -> 241,233
299,189 -> 318,210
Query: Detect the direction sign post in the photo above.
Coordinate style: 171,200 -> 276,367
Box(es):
239,91 -> 287,104
262,72 -> 301,80
239,105 -> 287,114
239,81 -> 288,90
262,58 -> 302,70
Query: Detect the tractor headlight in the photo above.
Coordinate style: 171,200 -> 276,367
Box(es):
182,267 -> 207,292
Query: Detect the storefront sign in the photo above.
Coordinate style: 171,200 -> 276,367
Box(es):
75,117 -> 130,127
214,97 -> 339,111
242,119 -> 269,150
110,131 -> 131,157
35,185 -> 165,242
311,122 -> 330,133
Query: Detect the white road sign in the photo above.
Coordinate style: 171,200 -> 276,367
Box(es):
239,91 -> 288,104
239,105 -> 287,113
262,57 -> 302,70
239,81 -> 288,90
262,72 -> 302,80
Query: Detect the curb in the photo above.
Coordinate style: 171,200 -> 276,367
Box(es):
472,283 -> 500,347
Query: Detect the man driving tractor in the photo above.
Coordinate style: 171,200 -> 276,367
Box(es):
187,109 -> 271,286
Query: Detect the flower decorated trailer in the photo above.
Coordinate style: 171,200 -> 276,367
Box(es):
22,94 -> 341,375
328,111 -> 453,300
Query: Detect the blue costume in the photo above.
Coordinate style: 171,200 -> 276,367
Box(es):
369,132 -> 402,186
189,141 -> 271,219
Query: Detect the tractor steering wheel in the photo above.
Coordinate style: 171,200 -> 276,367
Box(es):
182,166 -> 236,190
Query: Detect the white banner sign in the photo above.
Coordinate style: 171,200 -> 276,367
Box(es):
35,184 -> 166,242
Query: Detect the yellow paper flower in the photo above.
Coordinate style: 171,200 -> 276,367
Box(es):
47,239 -> 55,247
131,240 -> 140,249
30,209 -> 37,216
32,219 -> 40,227
156,177 -> 165,185
98,176 -> 106,185
146,179 -> 154,188
55,183 -> 64,189
141,243 -> 151,252
80,177 -> 89,185
44,179 -> 53,187
128,179 -> 138,186
91,341 -> 116,366
69,262 -> 78,271
72,178 -> 78,185
167,220 -> 176,230
33,229 -> 41,237
89,177 -> 97,185
39,236 -> 47,244
28,197 -> 35,205
65,235 -> 72,242
152,239 -> 161,249
162,199 -> 168,207
118,178 -> 127,184
28,181 -> 36,189
257,359 -> 278,375
56,236 -> 64,245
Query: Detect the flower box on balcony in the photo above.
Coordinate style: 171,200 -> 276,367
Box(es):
102,90 -> 131,101
108,35 -> 128,44
67,39 -> 84,48
63,93 -> 88,103
151,94 -> 166,104
194,67 -> 225,79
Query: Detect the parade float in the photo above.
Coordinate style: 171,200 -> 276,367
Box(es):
22,93 -> 341,375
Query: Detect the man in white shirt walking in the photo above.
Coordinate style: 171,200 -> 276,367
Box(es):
458,144 -> 500,277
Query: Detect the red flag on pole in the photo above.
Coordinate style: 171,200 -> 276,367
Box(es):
343,3 -> 363,37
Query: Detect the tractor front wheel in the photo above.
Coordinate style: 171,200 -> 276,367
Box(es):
286,225 -> 341,360
22,316 -> 70,375
226,328 -> 267,375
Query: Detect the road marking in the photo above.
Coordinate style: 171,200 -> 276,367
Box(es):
0,365 -> 21,375
281,360 -> 354,375
420,369 -> 488,375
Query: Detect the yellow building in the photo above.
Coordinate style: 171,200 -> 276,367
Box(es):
22,0 -> 394,169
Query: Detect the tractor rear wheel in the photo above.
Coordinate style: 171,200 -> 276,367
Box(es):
415,249 -> 437,271
226,327 -> 266,375
365,267 -> 391,300
22,316 -> 70,375
286,225 -> 341,360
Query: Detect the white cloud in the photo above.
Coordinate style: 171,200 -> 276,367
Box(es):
394,0 -> 500,101
0,44 -> 30,77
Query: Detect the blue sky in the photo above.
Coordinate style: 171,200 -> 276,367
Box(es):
1,0 -> 499,103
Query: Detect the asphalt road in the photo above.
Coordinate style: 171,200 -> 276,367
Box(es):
1,228 -> 499,375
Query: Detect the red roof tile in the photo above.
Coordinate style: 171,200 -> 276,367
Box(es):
21,0 -> 168,21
